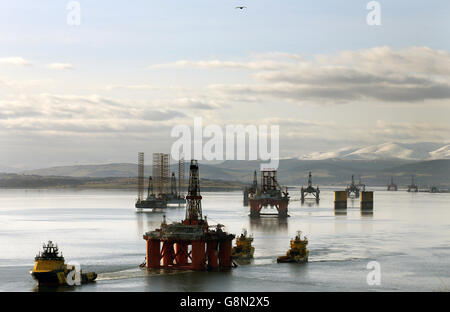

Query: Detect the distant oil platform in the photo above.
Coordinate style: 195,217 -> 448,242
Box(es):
387,176 -> 398,191
248,169 -> 289,218
300,171 -> 320,203
346,175 -> 364,198
407,175 -> 418,193
135,152 -> 186,209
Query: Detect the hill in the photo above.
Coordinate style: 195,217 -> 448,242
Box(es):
14,158 -> 450,188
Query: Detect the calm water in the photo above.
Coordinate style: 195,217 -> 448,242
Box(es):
0,188 -> 449,292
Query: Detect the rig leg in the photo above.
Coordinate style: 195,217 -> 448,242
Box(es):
206,241 -> 219,270
249,201 -> 262,218
147,239 -> 161,269
360,191 -> 374,211
218,240 -> 233,269
334,191 -> 347,210
277,201 -> 289,218
191,241 -> 206,271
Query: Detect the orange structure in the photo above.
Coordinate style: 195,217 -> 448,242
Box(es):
248,170 -> 289,218
143,160 -> 235,271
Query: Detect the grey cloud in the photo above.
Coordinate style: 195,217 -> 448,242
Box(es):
142,110 -> 186,120
204,47 -> 450,104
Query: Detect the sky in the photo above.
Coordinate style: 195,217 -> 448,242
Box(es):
0,0 -> 449,169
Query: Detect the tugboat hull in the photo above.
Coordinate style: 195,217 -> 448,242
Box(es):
81,272 -> 97,284
232,247 -> 255,260
276,255 -> 308,263
31,271 -> 97,286
31,270 -> 65,285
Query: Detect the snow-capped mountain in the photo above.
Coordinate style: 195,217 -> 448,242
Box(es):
300,142 -> 449,160
429,145 -> 450,159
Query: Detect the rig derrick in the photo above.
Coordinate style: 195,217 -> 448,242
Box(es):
135,152 -> 186,209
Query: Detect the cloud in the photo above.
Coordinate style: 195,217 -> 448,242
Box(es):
315,46 -> 450,76
0,93 -> 188,136
171,98 -> 222,110
48,63 -> 74,70
155,46 -> 450,104
2,47 -> 449,167
276,118 -> 450,144
0,57 -> 31,66
148,60 -> 281,71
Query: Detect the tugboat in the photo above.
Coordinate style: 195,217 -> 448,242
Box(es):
232,229 -> 255,260
30,241 -> 97,286
277,231 -> 309,263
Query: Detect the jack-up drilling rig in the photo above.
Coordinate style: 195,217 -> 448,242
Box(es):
135,152 -> 167,208
142,160 -> 235,271
300,172 -> 320,202
135,152 -> 186,209
153,153 -> 186,205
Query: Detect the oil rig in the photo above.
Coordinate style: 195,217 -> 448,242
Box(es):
135,152 -> 186,209
142,160 -> 235,271
387,176 -> 398,191
407,175 -> 418,192
243,170 -> 258,206
357,176 -> 366,192
346,175 -> 361,198
300,171 -> 320,202
248,169 -> 289,218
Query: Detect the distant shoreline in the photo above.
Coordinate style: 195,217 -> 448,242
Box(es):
0,173 -> 245,191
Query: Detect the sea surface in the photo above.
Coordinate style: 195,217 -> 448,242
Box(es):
0,188 -> 449,292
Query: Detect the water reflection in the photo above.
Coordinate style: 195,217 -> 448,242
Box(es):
135,210 -> 167,236
249,217 -> 288,233
334,209 -> 347,216
361,211 -> 374,217
143,270 -> 234,292
348,198 -> 358,208
301,199 -> 319,208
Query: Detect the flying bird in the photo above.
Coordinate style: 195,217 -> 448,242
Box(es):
235,6 -> 247,10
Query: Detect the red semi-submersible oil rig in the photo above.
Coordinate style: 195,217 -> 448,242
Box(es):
248,169 -> 289,218
142,160 -> 235,271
